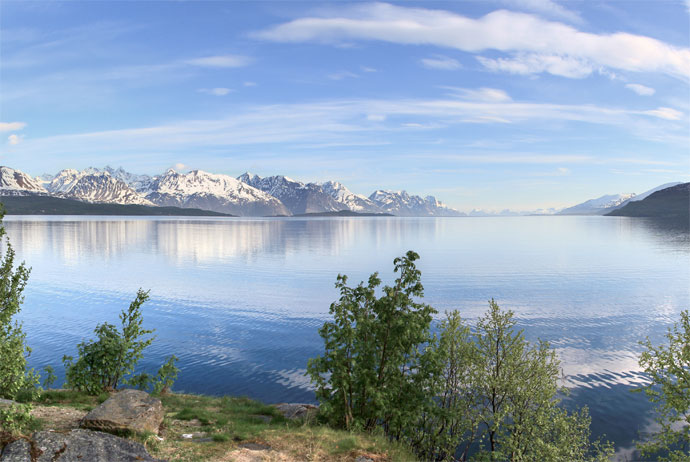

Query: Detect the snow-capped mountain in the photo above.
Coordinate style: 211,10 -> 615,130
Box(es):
319,181 -> 382,213
558,193 -> 636,215
0,166 -> 48,195
101,166 -> 154,193
627,182 -> 682,203
238,173 -> 344,215
369,190 -> 464,216
147,169 -> 288,216
45,169 -> 153,205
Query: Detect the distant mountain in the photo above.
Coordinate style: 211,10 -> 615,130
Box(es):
369,190 -> 464,216
558,193 -> 636,215
0,166 -> 48,195
0,194 -> 231,216
101,166 -> 154,193
45,169 -> 153,205
626,182 -> 682,203
12,165 -> 466,217
319,181 -> 383,213
606,183 -> 690,219
238,173 -> 344,215
147,169 -> 288,216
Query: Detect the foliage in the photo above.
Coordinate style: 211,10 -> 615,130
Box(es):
0,209 -> 40,433
636,310 -> 690,461
409,302 -> 613,461
42,365 -> 57,389
307,251 -> 437,434
153,355 -> 180,395
62,289 -> 156,394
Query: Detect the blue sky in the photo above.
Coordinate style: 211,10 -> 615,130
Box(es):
1,1 -> 688,211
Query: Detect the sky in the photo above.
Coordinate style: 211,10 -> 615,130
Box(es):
0,0 -> 688,212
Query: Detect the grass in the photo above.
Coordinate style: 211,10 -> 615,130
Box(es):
18,390 -> 416,461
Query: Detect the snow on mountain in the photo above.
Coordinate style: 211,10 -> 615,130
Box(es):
319,181 -> 382,213
628,182 -> 683,202
0,166 -> 48,195
237,173 -> 344,215
46,169 -> 153,205
369,190 -> 464,216
558,193 -> 637,215
101,166 -> 154,193
147,169 -> 288,216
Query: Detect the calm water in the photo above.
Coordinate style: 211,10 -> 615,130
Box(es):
6,216 -> 689,457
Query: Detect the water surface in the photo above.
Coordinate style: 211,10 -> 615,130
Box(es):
7,215 -> 689,457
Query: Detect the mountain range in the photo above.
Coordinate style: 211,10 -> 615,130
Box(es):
557,182 -> 683,215
0,166 -> 463,217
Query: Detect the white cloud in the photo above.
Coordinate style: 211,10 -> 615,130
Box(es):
243,81 -> 257,87
172,163 -> 188,171
185,54 -> 252,68
0,122 -> 27,132
8,134 -> 23,145
625,83 -> 655,96
443,87 -> 512,102
478,53 -> 594,78
361,66 -> 377,72
328,70 -> 359,80
643,107 -> 683,120
253,3 -> 690,80
504,0 -> 582,24
366,114 -> 386,121
198,87 -> 232,96
420,55 -> 461,70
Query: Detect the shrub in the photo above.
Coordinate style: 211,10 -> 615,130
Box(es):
636,310 -> 690,461
153,355 -> 179,395
307,251 -> 437,434
63,289 -> 156,394
0,209 -> 39,432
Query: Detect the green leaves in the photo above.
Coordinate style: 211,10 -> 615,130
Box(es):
636,310 -> 690,461
307,251 -> 437,433
0,209 -> 39,433
63,289 -> 158,394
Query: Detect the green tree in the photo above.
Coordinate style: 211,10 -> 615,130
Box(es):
408,302 -> 613,461
63,289 -> 156,394
636,310 -> 690,461
307,251 -> 437,434
0,209 -> 39,432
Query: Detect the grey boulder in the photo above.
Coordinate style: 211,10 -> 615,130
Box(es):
80,389 -> 163,434
0,429 -> 164,462
272,403 -> 318,420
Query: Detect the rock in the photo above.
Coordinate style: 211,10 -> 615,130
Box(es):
0,399 -> 18,408
272,403 -> 318,420
0,429 -> 165,461
355,456 -> 374,462
80,389 -> 163,434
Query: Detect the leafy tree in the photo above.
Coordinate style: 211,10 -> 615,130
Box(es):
0,209 -> 40,433
0,210 -> 35,401
153,355 -> 180,395
63,289 -> 156,394
307,251 -> 437,433
636,310 -> 690,461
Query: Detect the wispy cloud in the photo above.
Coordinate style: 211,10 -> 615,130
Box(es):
442,87 -> 512,102
477,53 -> 593,78
420,55 -> 461,70
7,134 -> 23,145
503,0 -> 582,24
0,122 -> 27,132
198,87 -> 233,96
185,54 -> 252,68
328,70 -> 359,80
9,97 -> 686,161
253,3 -> 690,80
625,83 -> 655,96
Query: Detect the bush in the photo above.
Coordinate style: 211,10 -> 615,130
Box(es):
636,310 -> 690,461
63,289 -> 157,394
309,253 -> 613,461
0,209 -> 39,432
307,251 -> 437,433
